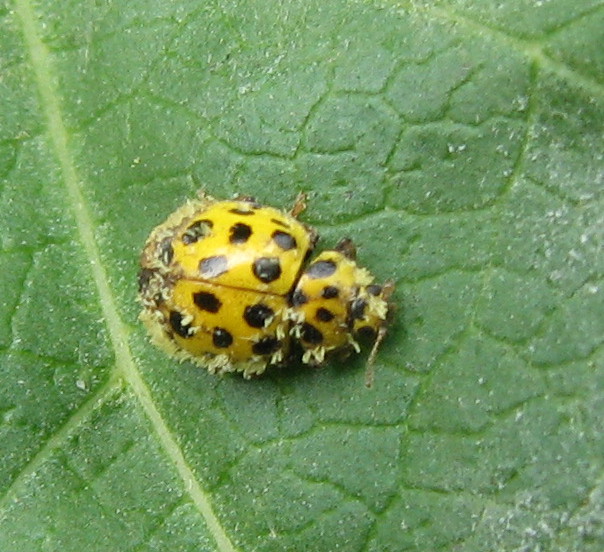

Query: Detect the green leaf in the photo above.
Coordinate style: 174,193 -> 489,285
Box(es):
1,0 -> 603,550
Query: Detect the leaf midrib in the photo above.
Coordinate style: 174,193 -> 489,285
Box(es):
11,2 -> 237,550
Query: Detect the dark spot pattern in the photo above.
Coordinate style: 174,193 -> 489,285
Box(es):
199,255 -> 228,278
290,289 -> 308,306
229,222 -> 252,244
306,260 -> 337,279
300,322 -> 323,344
159,237 -> 174,265
321,285 -> 339,299
357,325 -> 377,340
229,208 -> 255,216
169,311 -> 191,338
212,327 -> 233,348
272,230 -> 297,251
271,218 -> 289,228
350,298 -> 367,321
193,291 -> 222,313
244,304 -> 275,328
253,257 -> 282,283
367,284 -> 383,296
316,307 -> 335,322
182,219 -> 213,245
252,336 -> 281,356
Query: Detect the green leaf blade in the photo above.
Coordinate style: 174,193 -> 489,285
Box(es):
1,1 -> 603,551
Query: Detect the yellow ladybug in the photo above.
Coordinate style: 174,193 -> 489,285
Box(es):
139,193 -> 392,382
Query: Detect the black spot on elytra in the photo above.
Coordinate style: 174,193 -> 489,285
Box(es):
229,207 -> 255,216
193,291 -> 222,313
159,237 -> 174,266
306,260 -> 337,279
199,255 -> 228,278
272,230 -> 297,251
350,298 -> 367,321
229,222 -> 252,244
357,325 -> 377,340
300,322 -> 323,344
271,218 -> 289,228
321,285 -> 339,299
253,257 -> 281,283
290,289 -> 308,307
169,311 -> 191,338
315,307 -> 335,322
182,219 -> 213,245
252,336 -> 281,356
367,284 -> 383,297
212,327 -> 233,348
244,304 -> 275,328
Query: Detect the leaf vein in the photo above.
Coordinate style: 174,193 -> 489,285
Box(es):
0,375 -> 119,512
425,6 -> 604,99
13,2 -> 238,550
